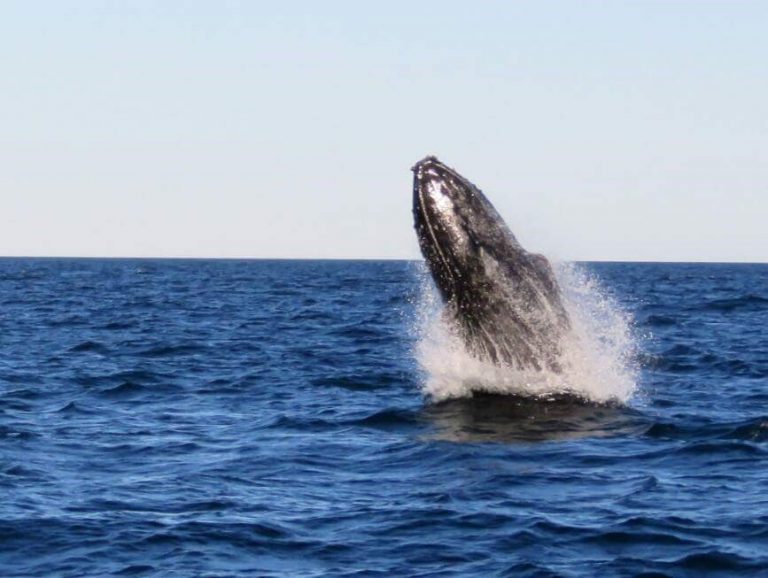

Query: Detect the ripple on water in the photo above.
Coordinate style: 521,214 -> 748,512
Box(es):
0,259 -> 767,576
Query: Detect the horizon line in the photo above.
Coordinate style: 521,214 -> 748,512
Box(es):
0,255 -> 766,265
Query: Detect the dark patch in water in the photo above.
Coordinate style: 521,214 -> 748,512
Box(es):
69,340 -> 110,354
699,294 -> 768,312
424,392 -> 647,443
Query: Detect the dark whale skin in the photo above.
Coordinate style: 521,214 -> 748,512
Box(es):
412,156 -> 570,371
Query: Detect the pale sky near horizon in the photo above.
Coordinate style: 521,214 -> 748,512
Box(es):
2,1 -> 767,262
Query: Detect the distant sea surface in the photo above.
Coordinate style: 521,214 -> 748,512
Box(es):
1,258 -> 767,577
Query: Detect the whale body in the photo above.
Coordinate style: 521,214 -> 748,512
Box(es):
412,156 -> 570,371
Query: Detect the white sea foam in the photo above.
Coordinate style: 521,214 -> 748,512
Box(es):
414,261 -> 638,404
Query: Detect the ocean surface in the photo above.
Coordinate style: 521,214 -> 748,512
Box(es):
1,258 -> 767,577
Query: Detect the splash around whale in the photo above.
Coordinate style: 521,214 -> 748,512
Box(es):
412,156 -> 637,403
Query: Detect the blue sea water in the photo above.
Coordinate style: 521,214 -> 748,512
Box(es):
1,258 -> 767,577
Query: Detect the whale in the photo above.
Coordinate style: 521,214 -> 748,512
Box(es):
412,156 -> 571,371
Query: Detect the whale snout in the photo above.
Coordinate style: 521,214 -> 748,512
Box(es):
411,155 -> 440,174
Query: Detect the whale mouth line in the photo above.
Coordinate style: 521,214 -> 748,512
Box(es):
414,169 -> 460,289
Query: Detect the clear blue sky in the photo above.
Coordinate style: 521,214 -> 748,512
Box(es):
2,1 -> 766,261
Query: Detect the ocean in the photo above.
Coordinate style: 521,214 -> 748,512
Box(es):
1,258 -> 767,577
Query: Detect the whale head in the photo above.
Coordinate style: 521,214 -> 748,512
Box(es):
412,156 -> 527,303
412,155 -> 569,369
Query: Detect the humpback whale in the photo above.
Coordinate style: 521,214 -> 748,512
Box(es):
412,156 -> 571,371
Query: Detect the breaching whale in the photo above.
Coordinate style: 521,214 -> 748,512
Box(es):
412,156 -> 571,371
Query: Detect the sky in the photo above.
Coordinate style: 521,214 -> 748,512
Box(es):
1,1 -> 767,262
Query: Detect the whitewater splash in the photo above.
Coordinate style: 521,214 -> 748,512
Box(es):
414,262 -> 638,404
